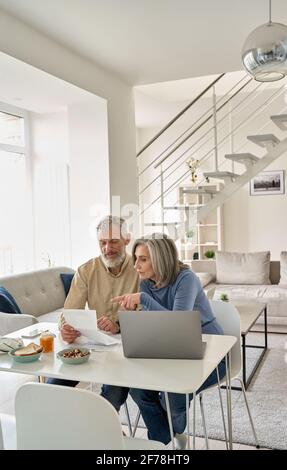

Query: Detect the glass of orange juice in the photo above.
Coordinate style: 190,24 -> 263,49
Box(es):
40,332 -> 55,353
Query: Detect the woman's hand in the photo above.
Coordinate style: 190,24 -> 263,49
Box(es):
97,316 -> 120,334
61,323 -> 81,343
111,293 -> 140,310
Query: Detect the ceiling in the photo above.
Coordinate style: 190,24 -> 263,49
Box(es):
0,52 -> 101,114
0,0 -> 287,85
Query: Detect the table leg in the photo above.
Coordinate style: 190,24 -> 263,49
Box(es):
264,306 -> 268,349
241,334 -> 247,389
164,391 -> 175,450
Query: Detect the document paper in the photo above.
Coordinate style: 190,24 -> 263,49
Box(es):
64,309 -> 120,346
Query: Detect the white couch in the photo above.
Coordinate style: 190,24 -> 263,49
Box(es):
191,256 -> 287,332
0,266 -> 74,335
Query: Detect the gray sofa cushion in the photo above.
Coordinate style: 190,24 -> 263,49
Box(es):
211,283 -> 287,324
196,272 -> 215,288
0,267 -> 75,317
216,251 -> 271,285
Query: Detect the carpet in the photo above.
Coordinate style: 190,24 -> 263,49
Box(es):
120,345 -> 287,450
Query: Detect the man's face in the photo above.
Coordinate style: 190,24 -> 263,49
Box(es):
98,224 -> 129,268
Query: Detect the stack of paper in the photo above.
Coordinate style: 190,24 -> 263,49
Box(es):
64,309 -> 121,346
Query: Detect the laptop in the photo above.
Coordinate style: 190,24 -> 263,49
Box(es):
118,310 -> 206,359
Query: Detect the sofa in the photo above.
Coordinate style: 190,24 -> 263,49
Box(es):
191,251 -> 287,333
0,266 -> 75,336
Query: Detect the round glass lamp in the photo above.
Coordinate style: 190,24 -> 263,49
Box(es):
242,21 -> 287,82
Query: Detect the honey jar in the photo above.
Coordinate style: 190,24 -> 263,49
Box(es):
40,331 -> 55,353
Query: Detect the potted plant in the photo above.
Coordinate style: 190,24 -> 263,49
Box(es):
185,229 -> 195,243
204,249 -> 215,259
186,158 -> 199,183
220,293 -> 229,302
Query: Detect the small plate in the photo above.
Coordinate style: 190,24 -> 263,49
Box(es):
57,347 -> 90,365
9,348 -> 42,363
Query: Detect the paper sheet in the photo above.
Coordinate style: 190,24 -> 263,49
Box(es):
64,309 -> 121,346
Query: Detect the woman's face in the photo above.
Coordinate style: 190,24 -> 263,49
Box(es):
134,244 -> 156,281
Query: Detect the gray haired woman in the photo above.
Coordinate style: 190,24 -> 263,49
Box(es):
112,233 -> 225,448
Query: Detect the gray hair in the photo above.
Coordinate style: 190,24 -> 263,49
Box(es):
132,233 -> 188,286
96,215 -> 128,238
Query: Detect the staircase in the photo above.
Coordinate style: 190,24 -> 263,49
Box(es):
136,72 -> 287,256
199,120 -> 287,221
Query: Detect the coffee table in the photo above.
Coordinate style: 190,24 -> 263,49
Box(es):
234,300 -> 268,390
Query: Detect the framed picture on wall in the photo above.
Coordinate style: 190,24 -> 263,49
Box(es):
250,170 -> 285,196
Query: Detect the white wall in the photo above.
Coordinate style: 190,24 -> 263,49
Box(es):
224,152 -> 287,260
30,110 -> 71,268
0,7 -> 138,207
30,98 -> 111,269
67,100 -> 110,267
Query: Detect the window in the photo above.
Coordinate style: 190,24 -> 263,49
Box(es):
0,111 -> 25,146
0,103 -> 32,275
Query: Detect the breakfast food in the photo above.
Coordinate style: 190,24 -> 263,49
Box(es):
14,342 -> 43,356
62,348 -> 89,358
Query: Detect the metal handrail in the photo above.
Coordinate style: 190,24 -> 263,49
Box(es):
160,79 -> 264,185
154,76 -> 253,169
136,73 -> 225,158
163,78 -> 286,189
140,79 -> 287,215
139,76 -> 254,195
138,73 -> 250,177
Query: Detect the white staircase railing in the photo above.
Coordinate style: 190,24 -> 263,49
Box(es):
137,71 -> 287,238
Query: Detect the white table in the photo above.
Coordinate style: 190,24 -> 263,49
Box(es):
0,322 -> 236,449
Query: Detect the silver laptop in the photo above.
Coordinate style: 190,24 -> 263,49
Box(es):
119,310 -> 206,359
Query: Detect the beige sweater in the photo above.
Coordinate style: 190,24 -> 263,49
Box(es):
64,254 -> 139,323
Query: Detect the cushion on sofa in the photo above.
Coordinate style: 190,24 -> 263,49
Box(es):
216,251 -> 271,285
60,273 -> 74,297
196,272 -> 215,288
0,286 -> 22,314
279,251 -> 287,287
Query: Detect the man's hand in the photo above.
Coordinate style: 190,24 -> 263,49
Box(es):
111,293 -> 140,310
61,323 -> 81,343
97,316 -> 120,334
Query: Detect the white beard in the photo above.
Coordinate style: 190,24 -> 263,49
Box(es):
101,251 -> 126,269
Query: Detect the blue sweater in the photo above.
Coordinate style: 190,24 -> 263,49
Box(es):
140,269 -> 223,335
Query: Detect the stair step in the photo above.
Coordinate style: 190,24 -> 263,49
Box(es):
180,188 -> 219,195
225,152 -> 260,166
144,222 -> 180,226
270,114 -> 287,131
203,171 -> 239,181
163,204 -> 204,210
247,134 -> 280,148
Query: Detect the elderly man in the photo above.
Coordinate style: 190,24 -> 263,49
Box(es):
47,215 -> 139,412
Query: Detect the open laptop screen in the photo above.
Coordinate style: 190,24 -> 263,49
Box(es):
119,310 -> 206,359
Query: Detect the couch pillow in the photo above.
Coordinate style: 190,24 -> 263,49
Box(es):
0,286 -> 22,314
60,273 -> 74,297
216,251 -> 271,285
279,252 -> 287,287
196,272 -> 215,288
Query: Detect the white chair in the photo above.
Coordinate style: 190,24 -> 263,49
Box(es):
0,413 -> 16,449
0,311 -> 38,336
199,300 -> 259,449
15,382 -> 165,450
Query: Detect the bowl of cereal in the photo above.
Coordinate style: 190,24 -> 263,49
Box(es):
57,347 -> 90,365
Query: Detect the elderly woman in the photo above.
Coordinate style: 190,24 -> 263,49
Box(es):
112,233 -> 225,448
